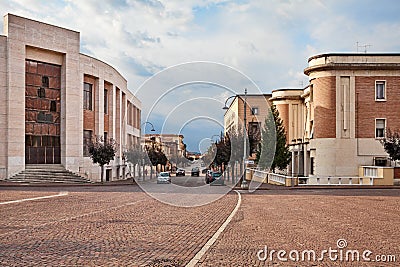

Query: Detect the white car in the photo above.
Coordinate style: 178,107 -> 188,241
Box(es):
157,172 -> 171,184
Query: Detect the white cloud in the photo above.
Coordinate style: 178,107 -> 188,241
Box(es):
2,0 -> 400,151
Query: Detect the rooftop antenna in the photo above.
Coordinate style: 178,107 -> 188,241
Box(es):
356,41 -> 372,53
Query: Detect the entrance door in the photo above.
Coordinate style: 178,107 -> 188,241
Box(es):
25,60 -> 61,164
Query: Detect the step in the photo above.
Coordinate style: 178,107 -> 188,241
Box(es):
25,164 -> 65,169
8,165 -> 92,184
8,175 -> 91,182
6,179 -> 89,184
17,172 -> 82,177
10,176 -> 91,182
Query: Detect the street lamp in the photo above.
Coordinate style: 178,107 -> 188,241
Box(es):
140,121 -> 156,179
141,121 -> 156,133
242,89 -> 248,188
222,89 -> 248,188
222,95 -> 237,110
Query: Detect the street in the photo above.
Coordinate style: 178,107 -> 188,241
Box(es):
0,185 -> 399,266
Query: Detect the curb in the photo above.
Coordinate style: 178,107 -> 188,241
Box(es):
233,185 -> 400,190
1,181 -> 399,190
0,181 -> 137,187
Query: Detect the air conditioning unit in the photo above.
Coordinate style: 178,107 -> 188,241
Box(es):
374,157 -> 388,167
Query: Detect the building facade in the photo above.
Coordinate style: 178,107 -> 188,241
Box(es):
223,94 -> 272,158
143,134 -> 186,160
0,14 -> 141,181
271,53 -> 400,179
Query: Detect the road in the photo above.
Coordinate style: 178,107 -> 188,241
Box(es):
0,185 -> 399,266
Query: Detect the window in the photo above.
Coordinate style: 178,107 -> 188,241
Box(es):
375,81 -> 386,100
104,89 -> 108,114
310,157 -> 314,175
249,122 -> 260,134
83,130 -> 92,156
50,101 -> 57,112
83,83 -> 93,110
375,119 -> 386,138
42,76 -> 49,88
37,87 -> 46,98
127,103 -> 133,126
251,107 -> 259,115
104,132 -> 108,143
374,157 -> 388,167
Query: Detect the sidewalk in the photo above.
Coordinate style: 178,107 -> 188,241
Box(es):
1,177 -> 399,190
0,178 -> 137,187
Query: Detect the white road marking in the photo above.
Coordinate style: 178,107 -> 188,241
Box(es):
0,191 -> 69,205
186,190 -> 242,267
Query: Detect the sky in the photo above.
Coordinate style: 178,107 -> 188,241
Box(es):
2,0 -> 400,152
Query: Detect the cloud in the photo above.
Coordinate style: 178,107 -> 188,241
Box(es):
2,0 -> 400,151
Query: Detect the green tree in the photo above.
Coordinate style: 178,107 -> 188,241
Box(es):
88,136 -> 118,183
257,104 -> 291,172
145,146 -> 168,172
380,129 -> 400,166
213,134 -> 231,171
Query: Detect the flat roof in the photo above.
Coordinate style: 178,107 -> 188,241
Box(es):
5,13 -> 79,34
308,52 -> 400,62
271,88 -> 304,93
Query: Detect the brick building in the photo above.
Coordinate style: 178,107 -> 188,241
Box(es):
223,94 -> 271,158
271,53 -> 400,183
143,134 -> 186,160
0,14 -> 141,182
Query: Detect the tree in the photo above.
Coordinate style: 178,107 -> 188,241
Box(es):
88,136 -> 118,183
213,135 -> 231,171
257,104 -> 291,172
125,144 -> 147,177
145,146 -> 168,172
380,129 -> 400,166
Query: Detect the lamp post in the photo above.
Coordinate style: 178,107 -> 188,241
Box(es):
242,89 -> 248,188
140,121 -> 156,180
222,89 -> 248,187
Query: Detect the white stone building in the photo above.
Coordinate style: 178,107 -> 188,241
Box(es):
0,14 -> 141,182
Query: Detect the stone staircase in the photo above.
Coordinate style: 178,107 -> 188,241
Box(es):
6,164 -> 93,184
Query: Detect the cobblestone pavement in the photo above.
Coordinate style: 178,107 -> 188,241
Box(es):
0,186 -> 238,266
1,186 -> 399,266
198,189 -> 400,266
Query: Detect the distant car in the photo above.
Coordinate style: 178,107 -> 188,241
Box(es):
157,172 -> 171,184
176,168 -> 185,176
210,172 -> 224,185
191,167 -> 200,176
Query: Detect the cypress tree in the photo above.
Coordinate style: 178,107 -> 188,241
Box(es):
257,104 -> 291,172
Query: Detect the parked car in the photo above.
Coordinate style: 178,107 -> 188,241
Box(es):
205,170 -> 213,184
201,168 -> 209,174
157,172 -> 171,184
191,167 -> 200,176
176,168 -> 186,176
210,172 -> 224,185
